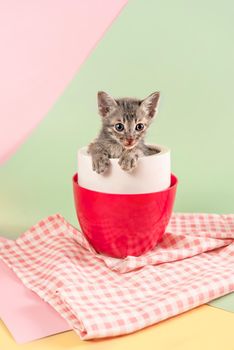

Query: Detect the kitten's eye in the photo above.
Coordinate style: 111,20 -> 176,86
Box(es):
115,123 -> 124,132
135,123 -> 144,131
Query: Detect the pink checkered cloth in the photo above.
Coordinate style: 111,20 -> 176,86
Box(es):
0,213 -> 234,339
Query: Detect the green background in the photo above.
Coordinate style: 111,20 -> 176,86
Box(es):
1,0 -> 234,239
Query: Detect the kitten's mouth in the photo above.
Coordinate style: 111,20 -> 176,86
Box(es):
123,142 -> 137,149
122,137 -> 138,149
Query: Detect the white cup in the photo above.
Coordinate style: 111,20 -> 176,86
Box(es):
77,145 -> 171,194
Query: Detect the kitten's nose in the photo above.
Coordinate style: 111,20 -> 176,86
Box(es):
126,138 -> 134,145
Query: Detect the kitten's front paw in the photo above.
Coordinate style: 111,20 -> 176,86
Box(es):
92,154 -> 110,174
118,152 -> 138,172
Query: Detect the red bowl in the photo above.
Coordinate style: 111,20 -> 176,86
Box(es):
73,173 -> 178,258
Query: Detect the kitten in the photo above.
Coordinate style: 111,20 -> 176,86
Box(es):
88,91 -> 160,173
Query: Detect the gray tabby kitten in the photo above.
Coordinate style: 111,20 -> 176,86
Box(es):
88,91 -> 160,173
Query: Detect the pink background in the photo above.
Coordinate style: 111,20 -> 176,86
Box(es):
0,0 -> 128,164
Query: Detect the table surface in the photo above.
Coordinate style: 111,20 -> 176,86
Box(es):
1,305 -> 234,350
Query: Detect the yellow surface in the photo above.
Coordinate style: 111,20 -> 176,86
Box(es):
1,305 -> 234,350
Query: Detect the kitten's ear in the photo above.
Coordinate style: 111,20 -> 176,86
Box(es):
97,91 -> 117,117
140,91 -> 160,118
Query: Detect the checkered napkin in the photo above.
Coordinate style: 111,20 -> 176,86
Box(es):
0,213 -> 233,339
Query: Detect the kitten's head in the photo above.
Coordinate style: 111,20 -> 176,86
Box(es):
97,91 -> 160,149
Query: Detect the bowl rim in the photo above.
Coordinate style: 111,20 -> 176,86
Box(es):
73,172 -> 178,196
78,144 -> 171,162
